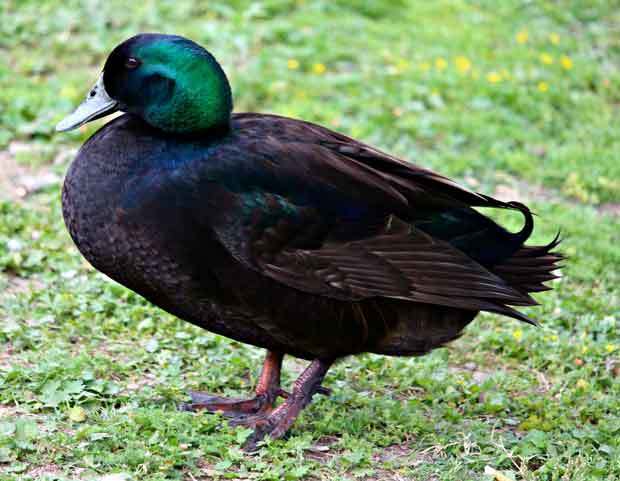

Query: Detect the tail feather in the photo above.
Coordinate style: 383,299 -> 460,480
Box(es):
492,232 -> 564,299
482,234 -> 562,326
487,304 -> 540,326
414,200 -> 563,325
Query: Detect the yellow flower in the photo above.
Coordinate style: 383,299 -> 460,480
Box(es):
549,33 -> 560,45
540,53 -> 554,65
581,346 -> 589,354
538,81 -> 549,92
576,379 -> 588,389
606,344 -> 615,353
455,56 -> 471,74
312,63 -> 326,75
486,71 -> 502,83
516,31 -> 529,44
560,56 -> 573,70
287,59 -> 299,70
550,334 -> 558,342
396,58 -> 410,73
435,57 -> 448,70
513,329 -> 523,342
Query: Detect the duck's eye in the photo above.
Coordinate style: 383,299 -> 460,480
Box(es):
124,57 -> 140,70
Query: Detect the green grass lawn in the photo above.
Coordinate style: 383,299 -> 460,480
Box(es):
1,1 -> 619,480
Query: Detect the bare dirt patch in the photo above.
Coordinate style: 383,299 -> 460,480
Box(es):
493,179 -> 563,205
0,343 -> 15,372
366,443 -> 440,480
449,361 -> 493,385
597,203 -> 620,217
26,464 -> 64,479
0,141 -> 71,201
0,402 -> 23,419
492,177 -> 620,217
2,272 -> 44,298
304,434 -> 341,462
125,371 -> 159,392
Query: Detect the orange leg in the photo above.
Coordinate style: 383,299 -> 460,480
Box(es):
181,351 -> 285,417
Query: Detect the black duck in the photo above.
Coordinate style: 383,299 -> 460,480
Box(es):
56,33 -> 562,449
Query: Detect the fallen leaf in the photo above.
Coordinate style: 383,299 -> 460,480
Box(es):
484,465 -> 515,481
93,473 -> 133,481
68,406 -> 87,423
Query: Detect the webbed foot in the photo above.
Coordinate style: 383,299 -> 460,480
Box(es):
179,388 -> 289,417
180,351 -> 284,419
240,358 -> 333,451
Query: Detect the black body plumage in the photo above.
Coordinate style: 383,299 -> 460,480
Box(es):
62,113 -> 562,360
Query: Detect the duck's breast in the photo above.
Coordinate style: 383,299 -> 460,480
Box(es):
62,115 -> 205,300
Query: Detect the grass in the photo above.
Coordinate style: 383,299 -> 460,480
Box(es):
1,0 -> 619,480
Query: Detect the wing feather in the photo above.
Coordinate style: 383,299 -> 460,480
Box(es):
184,113 -> 544,324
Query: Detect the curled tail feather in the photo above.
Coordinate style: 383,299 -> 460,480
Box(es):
504,201 -> 534,248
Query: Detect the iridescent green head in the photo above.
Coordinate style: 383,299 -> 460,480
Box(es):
56,34 -> 233,134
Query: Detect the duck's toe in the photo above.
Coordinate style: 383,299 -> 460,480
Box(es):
242,358 -> 334,451
179,390 -> 282,417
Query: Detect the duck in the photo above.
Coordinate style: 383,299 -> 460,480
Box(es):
56,33 -> 562,449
